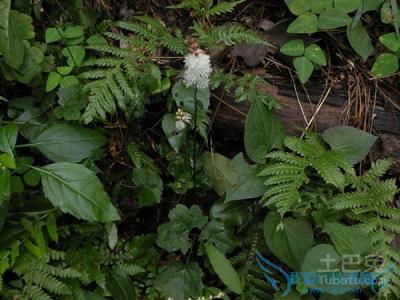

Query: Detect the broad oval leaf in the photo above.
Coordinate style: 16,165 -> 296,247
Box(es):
280,39 -> 305,56
264,211 -> 314,269
205,243 -> 243,294
105,268 -> 137,300
379,32 -> 400,52
322,126 -> 377,164
45,27 -> 63,43
347,21 -> 373,61
301,244 -> 341,273
334,0 -> 360,13
371,53 -> 399,77
30,124 -> 107,162
0,123 -> 18,157
45,72 -> 62,92
293,56 -> 314,83
284,0 -> 312,15
244,100 -> 285,164
39,162 -> 120,222
311,0 -> 333,13
318,9 -> 351,29
287,12 -> 318,34
305,44 -> 327,66
324,222 -> 373,256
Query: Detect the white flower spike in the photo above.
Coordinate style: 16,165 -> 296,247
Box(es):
183,49 -> 212,89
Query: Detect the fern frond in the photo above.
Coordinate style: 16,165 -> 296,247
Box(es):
213,24 -> 268,46
204,0 -> 245,17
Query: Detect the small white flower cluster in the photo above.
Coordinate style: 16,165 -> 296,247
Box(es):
175,108 -> 192,131
183,49 -> 212,89
167,291 -> 225,300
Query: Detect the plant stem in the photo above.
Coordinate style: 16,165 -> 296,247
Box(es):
192,88 -> 198,201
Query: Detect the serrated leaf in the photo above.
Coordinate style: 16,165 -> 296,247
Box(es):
39,162 -> 120,222
293,56 -> 314,83
347,21 -> 373,61
305,43 -> 327,66
30,124 -> 107,162
280,39 -> 305,56
205,243 -> 243,294
0,123 -> 18,158
244,99 -> 285,164
318,8 -> 351,29
322,126 -> 377,164
1,10 -> 34,69
287,12 -> 318,34
371,53 -> 399,77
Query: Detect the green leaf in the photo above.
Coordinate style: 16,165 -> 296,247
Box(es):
0,0 -> 11,51
210,200 -> 251,228
301,244 -> 341,272
287,12 -> 318,34
347,21 -> 373,61
162,113 -> 185,152
132,168 -> 163,207
305,43 -> 327,66
293,56 -> 314,83
45,27 -> 63,43
311,0 -> 333,13
322,126 -> 377,164
380,32 -> 400,52
156,204 -> 207,253
87,34 -> 108,45
155,262 -> 204,300
57,66 -> 73,76
172,81 -> 210,110
60,75 -> 79,88
39,162 -> 120,222
318,8 -> 351,29
45,72 -> 62,92
284,0 -> 312,15
0,169 -> 10,231
363,0 -> 385,12
324,223 -> 373,256
371,53 -> 399,77
334,0 -> 360,13
1,10 -> 35,70
199,220 -> 238,253
205,243 -> 242,294
244,99 -> 285,164
225,153 -> 266,202
264,211 -> 314,269
62,45 -> 85,67
23,169 -> 40,186
0,153 -> 15,169
64,26 -> 84,39
280,39 -> 305,56
30,124 -> 107,162
0,123 -> 18,157
105,268 -> 136,300
202,152 -> 238,196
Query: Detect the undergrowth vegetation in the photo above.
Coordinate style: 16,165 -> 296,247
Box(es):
0,0 -> 399,299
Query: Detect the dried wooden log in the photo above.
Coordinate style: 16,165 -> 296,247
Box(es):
212,80 -> 400,171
